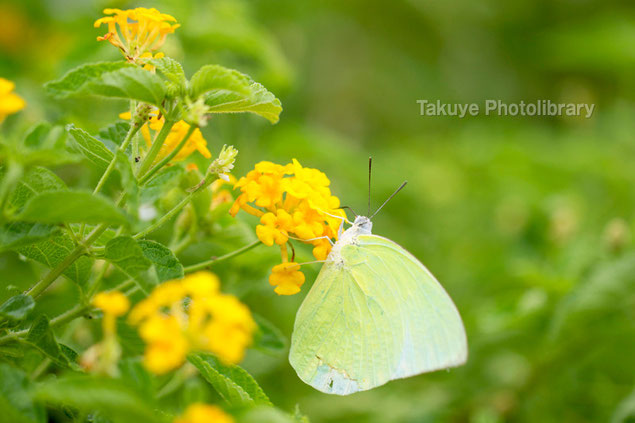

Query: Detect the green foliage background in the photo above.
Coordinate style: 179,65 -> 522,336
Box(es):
1,0 -> 634,422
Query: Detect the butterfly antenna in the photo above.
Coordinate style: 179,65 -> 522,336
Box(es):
368,157 -> 372,216
340,206 -> 358,218
370,181 -> 408,219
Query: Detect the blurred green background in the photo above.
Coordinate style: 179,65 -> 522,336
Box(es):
1,0 -> 635,422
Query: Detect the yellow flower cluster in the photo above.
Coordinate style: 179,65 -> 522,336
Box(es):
94,8 -> 180,62
129,272 -> 256,374
174,403 -> 234,423
120,111 -> 211,163
230,160 -> 345,295
0,78 -> 25,122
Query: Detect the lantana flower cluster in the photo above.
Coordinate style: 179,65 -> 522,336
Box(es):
94,7 -> 180,63
129,271 -> 256,374
230,160 -> 345,295
0,77 -> 25,122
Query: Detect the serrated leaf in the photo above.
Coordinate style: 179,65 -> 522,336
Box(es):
252,314 -> 286,355
0,295 -> 35,322
45,61 -> 167,106
66,125 -> 114,171
34,375 -> 162,423
138,240 -> 184,282
0,363 -> 45,423
204,81 -> 282,124
17,190 -> 127,225
97,121 -> 132,151
104,236 -> 156,291
8,167 -> 66,212
150,57 -> 186,89
0,222 -> 59,252
140,166 -> 184,203
24,315 -> 74,369
2,167 -> 66,251
17,232 -> 93,286
188,353 -> 272,408
189,64 -> 251,99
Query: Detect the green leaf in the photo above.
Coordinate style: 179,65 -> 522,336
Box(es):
34,375 -> 162,423
23,122 -> 61,149
17,232 -> 93,286
104,236 -> 156,291
45,61 -> 167,106
150,57 -> 186,94
189,64 -> 251,99
0,363 -> 45,423
252,314 -> 286,355
203,80 -> 282,124
8,167 -> 66,212
17,190 -> 128,225
140,166 -> 184,204
0,222 -> 59,252
138,240 -> 184,282
0,295 -> 35,322
240,407 -> 297,423
612,386 -> 635,423
1,167 -> 65,251
188,353 -> 272,408
66,125 -> 114,171
97,121 -> 132,151
24,315 -> 74,369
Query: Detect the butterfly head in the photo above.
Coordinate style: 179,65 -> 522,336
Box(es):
353,215 -> 373,234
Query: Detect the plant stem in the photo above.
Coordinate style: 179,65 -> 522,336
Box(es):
183,240 -> 262,273
136,119 -> 175,177
139,125 -> 197,186
132,171 -> 216,240
93,123 -> 140,195
26,223 -> 108,298
132,191 -> 196,240
0,303 -> 93,346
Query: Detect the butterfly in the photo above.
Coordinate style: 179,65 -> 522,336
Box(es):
289,160 -> 468,395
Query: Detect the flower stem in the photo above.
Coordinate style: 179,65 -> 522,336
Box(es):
26,223 -> 108,298
133,174 -> 216,240
139,125 -> 197,186
183,240 -> 262,273
93,123 -> 140,195
136,119 -> 176,177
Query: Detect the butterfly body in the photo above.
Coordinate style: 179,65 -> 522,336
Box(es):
289,216 -> 467,395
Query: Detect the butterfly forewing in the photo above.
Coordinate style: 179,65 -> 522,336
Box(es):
289,234 -> 467,395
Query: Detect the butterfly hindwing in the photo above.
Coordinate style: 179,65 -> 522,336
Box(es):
289,234 -> 467,395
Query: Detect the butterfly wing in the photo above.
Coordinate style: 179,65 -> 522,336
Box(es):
289,234 -> 467,395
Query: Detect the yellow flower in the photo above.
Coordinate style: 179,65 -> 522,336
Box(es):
94,8 -> 180,62
129,272 -> 256,374
93,291 -> 130,317
93,291 -> 129,334
0,78 -> 25,122
174,404 -> 234,423
256,209 -> 292,246
269,262 -> 305,296
232,159 -> 346,294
